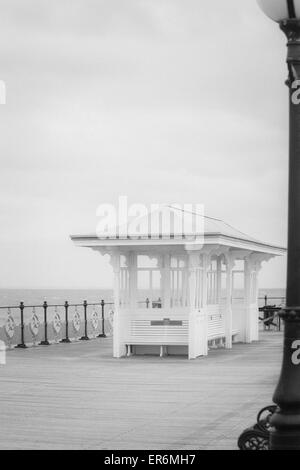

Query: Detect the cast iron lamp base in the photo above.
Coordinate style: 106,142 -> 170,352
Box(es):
269,308 -> 300,450
238,406 -> 276,450
238,308 -> 300,450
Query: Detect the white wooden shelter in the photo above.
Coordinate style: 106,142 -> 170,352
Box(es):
71,208 -> 284,359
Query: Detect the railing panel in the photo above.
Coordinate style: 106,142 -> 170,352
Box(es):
0,299 -> 114,348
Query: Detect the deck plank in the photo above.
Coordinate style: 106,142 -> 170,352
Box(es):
0,332 -> 283,450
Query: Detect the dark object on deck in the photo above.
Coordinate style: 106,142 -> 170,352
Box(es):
259,306 -> 282,330
152,298 -> 162,309
238,405 -> 277,450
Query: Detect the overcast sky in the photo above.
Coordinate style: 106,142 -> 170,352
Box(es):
0,0 -> 289,289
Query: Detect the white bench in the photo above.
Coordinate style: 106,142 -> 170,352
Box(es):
125,316 -> 239,356
125,340 -> 188,357
208,329 -> 239,347
126,318 -> 189,356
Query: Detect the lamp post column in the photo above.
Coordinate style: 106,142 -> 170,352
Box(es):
270,19 -> 300,450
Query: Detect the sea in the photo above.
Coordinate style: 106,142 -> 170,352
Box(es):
0,287 -> 286,309
0,288 -> 155,324
0,288 -> 114,308
0,287 -> 286,326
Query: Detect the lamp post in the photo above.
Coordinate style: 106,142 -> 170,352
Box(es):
257,0 -> 300,450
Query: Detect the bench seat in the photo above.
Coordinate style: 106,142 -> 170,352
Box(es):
125,340 -> 188,346
125,341 -> 188,357
207,329 -> 239,341
125,329 -> 240,356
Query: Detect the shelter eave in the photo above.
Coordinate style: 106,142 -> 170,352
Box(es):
70,233 -> 286,257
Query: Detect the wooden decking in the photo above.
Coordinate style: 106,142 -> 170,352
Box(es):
0,331 -> 283,450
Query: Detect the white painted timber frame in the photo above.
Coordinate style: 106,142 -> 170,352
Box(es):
71,225 -> 285,359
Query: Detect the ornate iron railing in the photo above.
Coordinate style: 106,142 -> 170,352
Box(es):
0,294 -> 283,349
259,295 -> 286,307
0,298 -> 155,349
0,300 -> 115,349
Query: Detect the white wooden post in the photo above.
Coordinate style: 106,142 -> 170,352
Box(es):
111,251 -> 126,358
202,253 -> 209,311
217,256 -> 222,304
162,253 -> 171,309
129,252 -> 137,310
188,252 -> 208,359
224,254 -> 234,349
182,254 -> 188,307
121,255 -> 129,308
202,253 -> 209,355
250,254 -> 266,341
244,257 -> 252,344
188,253 -> 197,359
252,264 -> 259,341
188,253 -> 197,310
